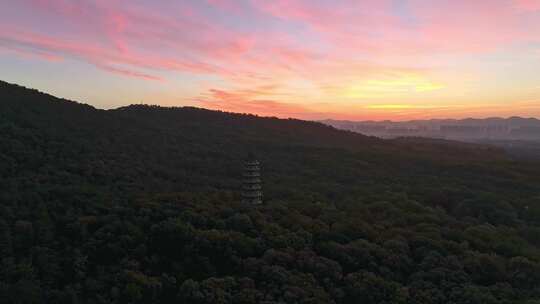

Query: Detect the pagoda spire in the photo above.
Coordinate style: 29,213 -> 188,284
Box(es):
242,154 -> 263,205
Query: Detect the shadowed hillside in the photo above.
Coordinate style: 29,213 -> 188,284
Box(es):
1,80 -> 540,303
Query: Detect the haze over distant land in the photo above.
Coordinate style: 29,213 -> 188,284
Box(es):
322,117 -> 540,160
1,0 -> 540,120
322,117 -> 540,142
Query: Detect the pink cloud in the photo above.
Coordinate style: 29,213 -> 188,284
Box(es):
408,0 -> 537,52
254,0 -> 540,55
206,0 -> 244,13
255,0 -> 397,51
0,0 -> 260,80
1,0 -> 459,83
514,0 -> 540,11
0,25 -> 241,81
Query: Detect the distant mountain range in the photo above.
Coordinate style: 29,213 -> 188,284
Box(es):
321,117 -> 540,142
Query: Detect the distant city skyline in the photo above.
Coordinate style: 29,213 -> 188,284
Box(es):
323,116 -> 540,142
1,0 -> 540,120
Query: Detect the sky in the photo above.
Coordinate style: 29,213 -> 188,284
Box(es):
1,0 -> 540,121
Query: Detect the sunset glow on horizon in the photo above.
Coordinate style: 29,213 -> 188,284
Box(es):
1,0 -> 540,121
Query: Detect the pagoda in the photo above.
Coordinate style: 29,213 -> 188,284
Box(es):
242,155 -> 263,205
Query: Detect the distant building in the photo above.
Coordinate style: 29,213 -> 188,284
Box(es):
242,156 -> 263,205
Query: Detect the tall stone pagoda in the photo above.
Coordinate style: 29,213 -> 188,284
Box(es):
242,155 -> 263,205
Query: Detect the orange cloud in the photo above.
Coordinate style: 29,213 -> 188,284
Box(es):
198,87 -> 311,118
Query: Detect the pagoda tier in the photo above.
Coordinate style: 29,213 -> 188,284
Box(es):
242,157 -> 263,205
243,184 -> 261,191
242,191 -> 263,198
243,172 -> 260,177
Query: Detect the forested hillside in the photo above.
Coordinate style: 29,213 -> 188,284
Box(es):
1,80 -> 540,303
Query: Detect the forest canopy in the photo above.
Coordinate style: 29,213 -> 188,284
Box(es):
1,80 -> 540,303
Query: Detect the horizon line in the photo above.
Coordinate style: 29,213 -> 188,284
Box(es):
3,79 -> 540,123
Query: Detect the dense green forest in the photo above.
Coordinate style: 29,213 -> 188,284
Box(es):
1,80 -> 540,303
